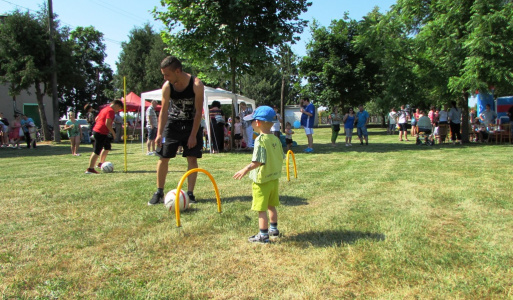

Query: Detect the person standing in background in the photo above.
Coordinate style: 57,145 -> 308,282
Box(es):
114,112 -> 124,143
300,97 -> 315,152
239,102 -> 253,149
146,100 -> 158,155
271,105 -> 283,138
330,107 -> 342,146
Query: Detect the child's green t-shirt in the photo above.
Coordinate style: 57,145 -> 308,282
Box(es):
249,133 -> 284,183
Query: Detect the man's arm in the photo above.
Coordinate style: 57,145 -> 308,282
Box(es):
188,77 -> 205,148
156,82 -> 171,147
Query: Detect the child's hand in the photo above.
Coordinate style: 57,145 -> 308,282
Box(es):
233,168 -> 248,180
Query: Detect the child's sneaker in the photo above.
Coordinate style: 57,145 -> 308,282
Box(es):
248,233 -> 270,243
187,191 -> 197,204
85,168 -> 99,174
148,192 -> 164,205
269,229 -> 280,237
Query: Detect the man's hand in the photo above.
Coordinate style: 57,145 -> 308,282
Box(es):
156,134 -> 162,147
187,134 -> 197,149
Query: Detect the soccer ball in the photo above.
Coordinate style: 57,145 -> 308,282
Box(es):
164,189 -> 190,212
101,162 -> 114,173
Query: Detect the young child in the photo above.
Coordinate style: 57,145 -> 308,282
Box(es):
284,122 -> 294,151
233,116 -> 243,150
233,106 -> 284,243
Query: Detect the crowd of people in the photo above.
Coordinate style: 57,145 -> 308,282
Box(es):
0,112 -> 37,149
385,101 -> 513,144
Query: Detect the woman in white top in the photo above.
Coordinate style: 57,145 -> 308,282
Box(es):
447,101 -> 462,144
438,105 -> 449,124
271,105 -> 282,138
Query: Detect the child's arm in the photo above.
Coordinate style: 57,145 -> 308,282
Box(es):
233,161 -> 262,180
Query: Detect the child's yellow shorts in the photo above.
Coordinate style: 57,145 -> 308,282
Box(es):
251,179 -> 280,211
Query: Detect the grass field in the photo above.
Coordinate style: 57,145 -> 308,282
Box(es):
1,128 -> 512,299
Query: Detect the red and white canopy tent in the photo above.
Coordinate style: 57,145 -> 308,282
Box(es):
139,86 -> 256,153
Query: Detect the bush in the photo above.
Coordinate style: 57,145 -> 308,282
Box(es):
60,130 -> 69,140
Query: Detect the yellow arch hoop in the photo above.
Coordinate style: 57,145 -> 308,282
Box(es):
174,168 -> 222,227
286,150 -> 298,181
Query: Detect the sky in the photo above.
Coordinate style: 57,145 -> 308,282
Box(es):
2,0 -> 397,73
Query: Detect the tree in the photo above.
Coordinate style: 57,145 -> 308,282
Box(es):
154,0 -> 311,145
59,26 -> 114,116
154,0 -> 310,93
392,0 -> 513,142
299,16 -> 379,110
0,9 -> 56,140
116,24 -> 168,96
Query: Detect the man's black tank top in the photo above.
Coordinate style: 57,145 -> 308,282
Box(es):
168,76 -> 196,121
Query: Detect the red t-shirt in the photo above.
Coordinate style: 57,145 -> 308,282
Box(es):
93,106 -> 115,135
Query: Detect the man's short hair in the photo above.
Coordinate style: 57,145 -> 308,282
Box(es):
112,100 -> 124,107
302,97 -> 310,102
151,100 -> 158,105
160,56 -> 182,71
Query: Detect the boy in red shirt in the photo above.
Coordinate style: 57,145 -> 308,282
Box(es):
85,100 -> 123,174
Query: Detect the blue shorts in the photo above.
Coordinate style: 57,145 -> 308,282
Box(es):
357,127 -> 368,138
147,127 -> 157,140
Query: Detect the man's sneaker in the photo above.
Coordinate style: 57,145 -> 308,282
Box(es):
96,162 -> 102,168
146,151 -> 154,156
305,148 -> 314,153
365,142 -> 368,146
85,168 -> 99,174
248,233 -> 270,243
269,229 -> 280,237
148,192 -> 164,205
187,191 -> 197,204
303,147 -> 311,152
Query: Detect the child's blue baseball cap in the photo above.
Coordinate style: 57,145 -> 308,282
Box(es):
243,106 -> 276,122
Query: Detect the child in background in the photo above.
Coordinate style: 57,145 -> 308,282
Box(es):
284,122 -> 294,151
233,106 -> 284,243
233,116 -> 243,150
223,123 -> 230,151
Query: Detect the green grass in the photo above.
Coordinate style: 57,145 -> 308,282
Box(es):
1,129 -> 512,299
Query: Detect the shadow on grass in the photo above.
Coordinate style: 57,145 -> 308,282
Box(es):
285,229 -> 385,247
200,195 -> 308,206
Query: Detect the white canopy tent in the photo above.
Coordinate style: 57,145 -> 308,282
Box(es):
140,86 -> 256,153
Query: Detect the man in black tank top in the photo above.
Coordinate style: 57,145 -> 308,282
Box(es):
149,56 -> 205,206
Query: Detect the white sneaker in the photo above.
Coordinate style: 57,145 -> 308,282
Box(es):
146,151 -> 154,156
345,143 -> 349,147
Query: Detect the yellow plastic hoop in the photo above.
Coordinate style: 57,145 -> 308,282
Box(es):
286,150 -> 298,181
174,168 -> 222,227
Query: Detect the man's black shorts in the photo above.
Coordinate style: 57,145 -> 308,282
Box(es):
156,120 -> 203,159
93,131 -> 112,155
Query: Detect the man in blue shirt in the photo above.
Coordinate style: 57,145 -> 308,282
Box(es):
356,104 -> 369,145
20,115 -> 36,149
300,97 -> 315,153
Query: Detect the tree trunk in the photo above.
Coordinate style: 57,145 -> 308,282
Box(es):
34,81 -> 52,141
461,92 -> 470,143
381,113 -> 386,128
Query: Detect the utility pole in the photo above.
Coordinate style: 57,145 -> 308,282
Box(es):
48,0 -> 61,142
